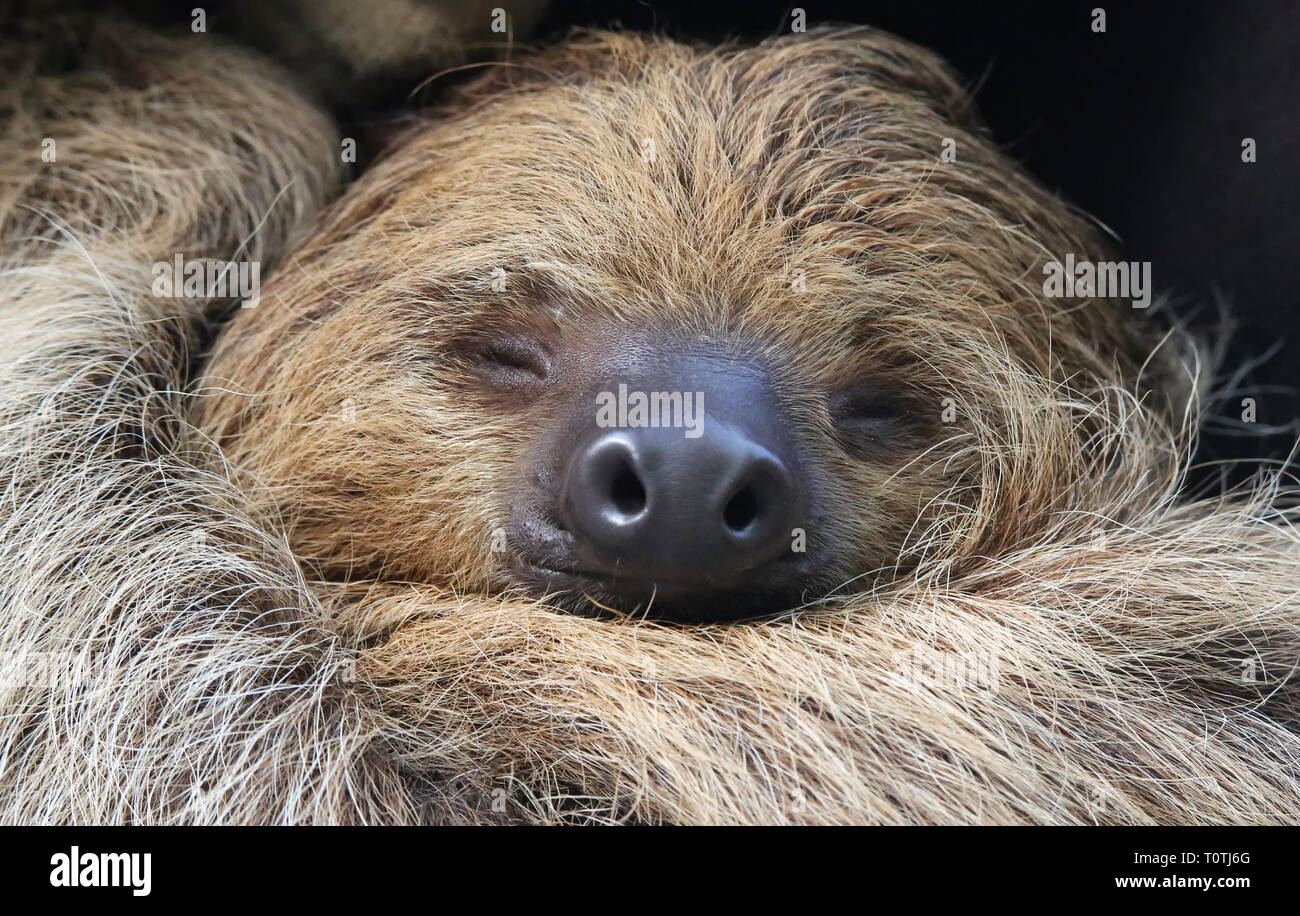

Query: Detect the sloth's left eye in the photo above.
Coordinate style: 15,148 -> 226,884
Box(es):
465,335 -> 551,388
828,384 -> 910,453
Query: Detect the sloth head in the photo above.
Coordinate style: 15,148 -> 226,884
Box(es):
197,28 -> 1167,622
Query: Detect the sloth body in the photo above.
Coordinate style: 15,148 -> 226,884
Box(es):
2,20 -> 1300,824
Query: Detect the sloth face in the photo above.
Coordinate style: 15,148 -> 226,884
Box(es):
456,323 -> 937,621
198,29 -> 1151,621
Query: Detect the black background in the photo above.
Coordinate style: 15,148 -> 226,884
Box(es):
5,825 -> 1279,899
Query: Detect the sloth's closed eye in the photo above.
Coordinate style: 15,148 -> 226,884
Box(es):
828,385 -> 912,452
464,335 -> 551,387
830,385 -> 906,421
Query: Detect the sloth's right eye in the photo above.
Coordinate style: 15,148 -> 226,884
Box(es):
463,335 -> 551,389
827,384 -> 913,455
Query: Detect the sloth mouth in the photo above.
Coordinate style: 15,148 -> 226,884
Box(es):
502,497 -> 830,623
512,558 -> 721,594
505,555 -> 813,623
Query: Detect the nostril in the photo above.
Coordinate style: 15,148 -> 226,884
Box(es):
723,482 -> 760,534
608,459 -> 647,518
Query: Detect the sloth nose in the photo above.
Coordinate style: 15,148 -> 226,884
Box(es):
557,355 -> 805,598
562,425 -> 799,580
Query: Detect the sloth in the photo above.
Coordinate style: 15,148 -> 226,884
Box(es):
4,17 -> 1300,824
195,29 -> 1169,622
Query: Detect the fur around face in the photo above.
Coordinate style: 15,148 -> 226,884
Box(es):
1,22 -> 1299,824
197,28 -> 1181,598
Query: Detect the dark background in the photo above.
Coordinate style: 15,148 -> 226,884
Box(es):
534,0 -> 1300,488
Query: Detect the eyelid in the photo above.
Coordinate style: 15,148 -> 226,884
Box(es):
465,334 -> 551,383
828,385 -> 905,422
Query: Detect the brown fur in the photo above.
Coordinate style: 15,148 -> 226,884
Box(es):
198,29 -> 1178,593
2,21 -> 1299,824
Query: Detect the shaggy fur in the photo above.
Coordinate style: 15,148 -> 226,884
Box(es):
2,22 -> 1300,824
197,30 -> 1182,595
